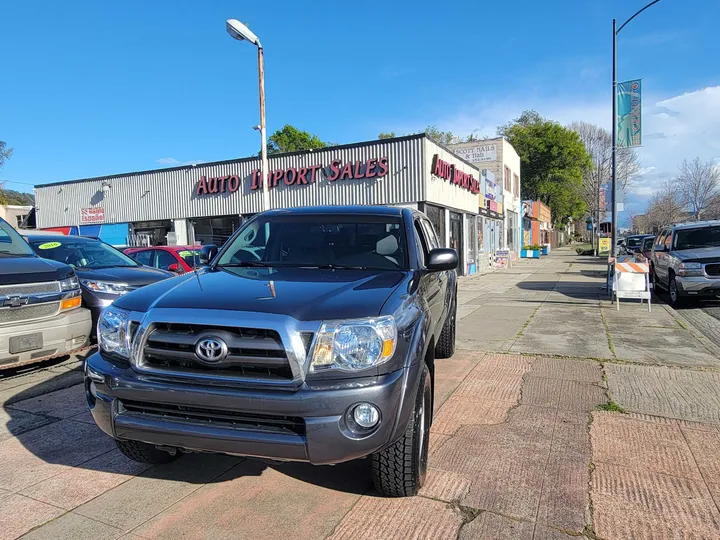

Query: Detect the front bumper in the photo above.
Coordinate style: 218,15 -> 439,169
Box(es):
0,308 -> 92,369
85,352 -> 420,465
675,276 -> 720,297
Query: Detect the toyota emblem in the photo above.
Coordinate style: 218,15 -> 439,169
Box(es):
195,337 -> 228,363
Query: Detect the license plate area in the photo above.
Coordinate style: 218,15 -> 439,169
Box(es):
9,333 -> 44,354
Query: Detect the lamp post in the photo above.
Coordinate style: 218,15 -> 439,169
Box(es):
611,0 -> 662,256
226,19 -> 270,212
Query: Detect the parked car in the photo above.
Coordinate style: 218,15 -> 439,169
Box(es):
634,235 -> 656,261
622,234 -> 655,255
85,205 -> 458,497
0,218 -> 91,369
26,235 -> 174,334
124,245 -> 207,274
650,221 -> 720,306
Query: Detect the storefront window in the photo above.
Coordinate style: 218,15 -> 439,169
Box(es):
467,215 -> 477,265
477,216 -> 484,253
423,204 -> 446,248
191,215 -> 241,247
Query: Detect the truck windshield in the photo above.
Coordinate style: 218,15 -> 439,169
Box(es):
30,238 -> 140,269
218,215 -> 408,270
674,226 -> 720,250
0,219 -> 36,257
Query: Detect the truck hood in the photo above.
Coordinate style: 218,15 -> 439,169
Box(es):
674,247 -> 720,263
114,267 -> 407,321
74,265 -> 173,287
0,255 -> 74,285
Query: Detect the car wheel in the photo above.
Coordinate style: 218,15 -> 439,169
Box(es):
435,297 -> 457,359
115,439 -> 181,465
371,363 -> 431,497
669,276 -> 686,307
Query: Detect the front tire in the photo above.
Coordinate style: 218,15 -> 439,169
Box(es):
435,298 -> 457,359
371,363 -> 431,497
669,276 -> 686,307
116,439 -> 180,465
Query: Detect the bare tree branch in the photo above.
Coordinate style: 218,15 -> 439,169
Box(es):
676,157 -> 720,221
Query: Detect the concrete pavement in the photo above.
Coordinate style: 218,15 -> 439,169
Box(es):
0,247 -> 719,539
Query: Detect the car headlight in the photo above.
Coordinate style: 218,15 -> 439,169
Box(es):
310,315 -> 396,371
60,275 -> 80,291
97,307 -> 131,358
678,262 -> 703,276
81,280 -> 131,295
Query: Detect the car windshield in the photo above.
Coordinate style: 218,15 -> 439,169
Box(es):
626,236 -> 644,248
0,219 -> 36,257
674,226 -> 720,250
177,249 -> 201,266
30,238 -> 139,269
217,214 -> 408,270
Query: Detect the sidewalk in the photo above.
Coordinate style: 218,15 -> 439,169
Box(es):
0,248 -> 718,539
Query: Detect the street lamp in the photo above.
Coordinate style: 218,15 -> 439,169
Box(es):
226,18 -> 270,212
611,0 -> 662,256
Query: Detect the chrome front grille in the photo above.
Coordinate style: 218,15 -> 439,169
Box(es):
141,323 -> 296,381
705,263 -> 720,277
0,282 -> 60,296
0,302 -> 60,325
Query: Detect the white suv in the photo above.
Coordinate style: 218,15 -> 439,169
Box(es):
651,221 -> 720,306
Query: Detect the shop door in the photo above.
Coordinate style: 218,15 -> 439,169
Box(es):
449,212 -> 464,274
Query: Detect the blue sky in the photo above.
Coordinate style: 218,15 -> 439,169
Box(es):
2,0 -> 719,223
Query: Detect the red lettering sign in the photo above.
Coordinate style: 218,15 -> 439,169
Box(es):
195,158 -> 390,195
431,155 -> 480,195
81,207 -> 105,224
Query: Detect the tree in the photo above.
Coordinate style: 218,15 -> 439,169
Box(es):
424,125 -> 459,145
378,132 -> 396,139
645,179 -> 685,232
266,125 -> 329,155
0,141 -> 14,206
570,121 -> 640,248
675,157 -> 720,221
0,141 -> 12,168
498,111 -> 591,225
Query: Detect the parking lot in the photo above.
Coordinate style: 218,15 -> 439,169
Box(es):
1,250 -> 719,540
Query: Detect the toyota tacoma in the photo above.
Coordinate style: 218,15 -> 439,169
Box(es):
85,206 -> 458,496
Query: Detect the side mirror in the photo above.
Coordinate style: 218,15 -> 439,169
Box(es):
199,244 -> 218,264
427,248 -> 458,271
654,244 -> 666,253
167,263 -> 183,273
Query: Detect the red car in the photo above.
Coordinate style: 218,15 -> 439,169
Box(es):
124,245 -> 202,273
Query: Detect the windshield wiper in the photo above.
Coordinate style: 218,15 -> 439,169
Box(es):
217,261 -> 278,268
309,264 -> 372,270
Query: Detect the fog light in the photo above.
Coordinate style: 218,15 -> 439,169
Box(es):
353,403 -> 380,428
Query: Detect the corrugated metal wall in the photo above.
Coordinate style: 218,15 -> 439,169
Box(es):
35,137 -> 427,228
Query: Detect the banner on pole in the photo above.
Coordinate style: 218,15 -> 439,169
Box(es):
617,79 -> 642,148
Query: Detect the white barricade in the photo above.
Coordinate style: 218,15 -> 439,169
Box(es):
612,260 -> 651,312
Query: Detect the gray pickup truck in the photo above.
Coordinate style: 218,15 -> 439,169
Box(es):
0,218 -> 91,369
85,206 -> 459,496
651,221 -> 720,306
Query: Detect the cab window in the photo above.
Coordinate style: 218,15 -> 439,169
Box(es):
131,250 -> 153,266
414,221 -> 429,266
155,250 -> 178,270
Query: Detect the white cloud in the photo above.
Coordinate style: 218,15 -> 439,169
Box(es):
156,157 -> 181,165
156,157 -> 203,166
422,85 -> 720,212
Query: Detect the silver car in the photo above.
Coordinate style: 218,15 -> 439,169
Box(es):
651,221 -> 720,306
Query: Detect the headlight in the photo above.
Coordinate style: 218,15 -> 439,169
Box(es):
311,315 -> 396,371
60,275 -> 80,291
678,262 -> 703,276
81,280 -> 131,295
98,307 -> 131,358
